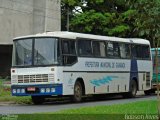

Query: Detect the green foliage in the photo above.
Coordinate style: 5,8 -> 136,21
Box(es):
0,81 -> 32,104
70,10 -> 110,34
62,0 -> 80,6
61,0 -> 160,46
70,8 -> 134,37
108,25 -> 130,36
121,10 -> 136,20
128,0 -> 160,45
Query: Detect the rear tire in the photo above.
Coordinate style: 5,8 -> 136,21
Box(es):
128,80 -> 137,98
72,81 -> 83,102
32,96 -> 45,105
123,80 -> 137,98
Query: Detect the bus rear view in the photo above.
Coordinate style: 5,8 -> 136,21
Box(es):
11,36 -> 62,104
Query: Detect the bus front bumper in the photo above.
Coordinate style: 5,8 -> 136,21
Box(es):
11,84 -> 62,96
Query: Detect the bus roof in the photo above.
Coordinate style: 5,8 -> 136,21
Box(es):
13,31 -> 150,45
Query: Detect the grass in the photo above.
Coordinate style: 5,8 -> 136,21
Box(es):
10,100 -> 158,120
54,100 -> 158,114
0,79 -> 32,104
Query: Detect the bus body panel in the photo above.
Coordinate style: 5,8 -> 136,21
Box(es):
62,58 -> 130,95
62,58 -> 152,95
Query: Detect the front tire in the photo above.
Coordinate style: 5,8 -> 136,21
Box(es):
72,81 -> 83,102
32,96 -> 45,105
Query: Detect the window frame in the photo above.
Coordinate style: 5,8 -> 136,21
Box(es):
75,37 -> 151,61
77,38 -> 93,57
131,44 -> 151,60
119,43 -> 131,59
141,45 -> 151,60
12,37 -> 60,68
106,41 -> 121,59
92,40 -> 107,58
61,38 -> 78,66
61,39 -> 77,56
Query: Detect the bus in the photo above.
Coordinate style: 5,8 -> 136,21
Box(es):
148,48 -> 160,94
11,32 -> 152,104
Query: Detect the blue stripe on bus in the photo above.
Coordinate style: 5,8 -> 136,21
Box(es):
130,59 -> 138,83
90,76 -> 118,86
11,84 -> 63,96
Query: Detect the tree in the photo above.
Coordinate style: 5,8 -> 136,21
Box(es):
127,0 -> 160,46
61,0 -> 84,31
61,0 -> 160,46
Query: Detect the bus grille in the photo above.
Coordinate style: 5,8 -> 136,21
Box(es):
17,74 -> 53,83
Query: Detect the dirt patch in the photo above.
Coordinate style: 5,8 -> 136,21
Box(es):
0,101 -> 16,106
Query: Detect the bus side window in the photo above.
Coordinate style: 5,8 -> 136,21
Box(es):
120,44 -> 126,59
107,42 -> 120,58
136,45 -> 143,59
113,42 -> 120,58
92,41 -> 106,57
142,46 -> 150,60
92,41 -> 100,56
125,44 -> 131,59
62,39 -> 77,65
62,41 -> 69,54
135,45 -> 150,60
131,45 -> 138,59
78,40 -> 92,56
100,42 -> 106,57
107,42 -> 114,57
120,43 -> 131,59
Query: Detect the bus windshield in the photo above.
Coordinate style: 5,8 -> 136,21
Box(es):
12,37 -> 59,66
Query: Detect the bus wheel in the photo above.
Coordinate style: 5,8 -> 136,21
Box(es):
128,80 -> 137,98
72,81 -> 82,102
32,96 -> 45,105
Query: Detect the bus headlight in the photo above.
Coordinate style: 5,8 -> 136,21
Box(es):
17,89 -> 20,93
46,88 -> 50,93
21,89 -> 25,93
12,89 -> 16,94
51,88 -> 55,93
40,88 -> 45,93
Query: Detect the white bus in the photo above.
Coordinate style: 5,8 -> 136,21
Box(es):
11,32 -> 152,104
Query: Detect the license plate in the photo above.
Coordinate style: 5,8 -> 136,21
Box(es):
27,87 -> 36,91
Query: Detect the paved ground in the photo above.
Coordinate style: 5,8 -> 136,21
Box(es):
0,93 -> 157,114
